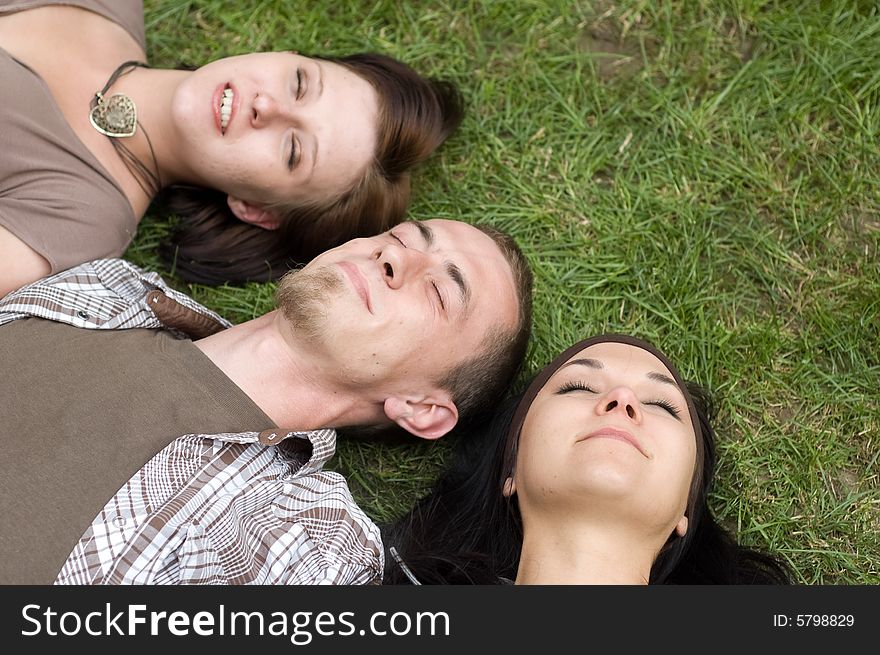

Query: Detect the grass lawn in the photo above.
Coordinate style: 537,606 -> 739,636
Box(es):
131,0 -> 879,585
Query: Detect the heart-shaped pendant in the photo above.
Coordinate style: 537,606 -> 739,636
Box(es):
89,92 -> 137,138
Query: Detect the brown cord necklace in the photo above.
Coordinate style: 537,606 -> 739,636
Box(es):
88,60 -> 162,198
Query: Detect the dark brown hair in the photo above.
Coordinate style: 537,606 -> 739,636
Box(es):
383,336 -> 793,585
158,53 -> 464,285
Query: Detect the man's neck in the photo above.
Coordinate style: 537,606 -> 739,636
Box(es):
193,311 -> 386,430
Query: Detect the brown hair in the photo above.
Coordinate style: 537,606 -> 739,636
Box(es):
436,225 -> 534,429
158,53 -> 464,285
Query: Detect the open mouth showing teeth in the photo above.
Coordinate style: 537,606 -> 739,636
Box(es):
220,87 -> 233,132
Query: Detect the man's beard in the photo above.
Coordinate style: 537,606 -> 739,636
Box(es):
275,265 -> 344,342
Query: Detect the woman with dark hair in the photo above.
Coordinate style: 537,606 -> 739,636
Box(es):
0,1 -> 463,294
383,334 -> 793,585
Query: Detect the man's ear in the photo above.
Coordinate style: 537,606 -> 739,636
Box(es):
227,195 -> 282,230
383,395 -> 459,441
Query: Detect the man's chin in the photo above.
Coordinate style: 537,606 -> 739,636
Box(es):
275,266 -> 343,338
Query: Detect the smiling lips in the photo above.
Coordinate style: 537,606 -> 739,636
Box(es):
220,88 -> 234,131
215,84 -> 235,135
579,426 -> 649,458
338,262 -> 373,313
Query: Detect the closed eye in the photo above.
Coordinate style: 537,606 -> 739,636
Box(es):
647,398 -> 682,419
390,232 -> 445,311
556,381 -> 597,394
287,135 -> 297,170
431,281 -> 446,311
295,67 -> 305,100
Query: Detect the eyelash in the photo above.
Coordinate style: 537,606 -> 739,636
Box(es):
556,381 -> 596,394
556,381 -> 681,418
295,68 -> 305,100
390,232 -> 446,310
287,69 -> 305,171
287,136 -> 297,170
648,399 -> 681,418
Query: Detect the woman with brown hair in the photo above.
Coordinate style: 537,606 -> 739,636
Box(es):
0,1 -> 463,294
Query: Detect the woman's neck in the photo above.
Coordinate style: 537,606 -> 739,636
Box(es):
514,516 -> 659,585
111,66 -> 192,193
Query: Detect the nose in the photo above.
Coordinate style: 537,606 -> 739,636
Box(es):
374,242 -> 431,290
596,386 -> 642,423
250,92 -> 292,127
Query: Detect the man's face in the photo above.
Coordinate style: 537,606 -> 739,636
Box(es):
277,219 -> 519,394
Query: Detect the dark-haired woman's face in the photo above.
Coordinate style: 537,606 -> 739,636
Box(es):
170,52 -> 379,219
506,342 -> 697,540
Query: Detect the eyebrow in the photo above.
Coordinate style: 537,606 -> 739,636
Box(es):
560,358 -> 681,388
413,220 -> 434,246
310,138 -> 318,177
410,221 -> 471,315
307,63 -> 325,178
560,358 -> 602,370
646,371 -> 678,387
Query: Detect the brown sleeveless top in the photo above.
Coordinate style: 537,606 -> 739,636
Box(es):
0,0 -> 146,272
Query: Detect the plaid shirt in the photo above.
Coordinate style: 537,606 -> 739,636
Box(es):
0,259 -> 383,584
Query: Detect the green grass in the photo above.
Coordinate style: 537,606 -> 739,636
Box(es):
132,0 -> 880,584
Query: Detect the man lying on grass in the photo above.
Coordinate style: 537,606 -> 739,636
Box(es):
0,219 -> 533,584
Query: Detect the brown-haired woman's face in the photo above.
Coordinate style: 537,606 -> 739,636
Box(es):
170,52 -> 379,220
506,341 -> 698,539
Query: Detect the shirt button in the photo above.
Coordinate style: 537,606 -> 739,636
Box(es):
111,516 -> 127,529
76,310 -> 89,320
258,429 -> 285,444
